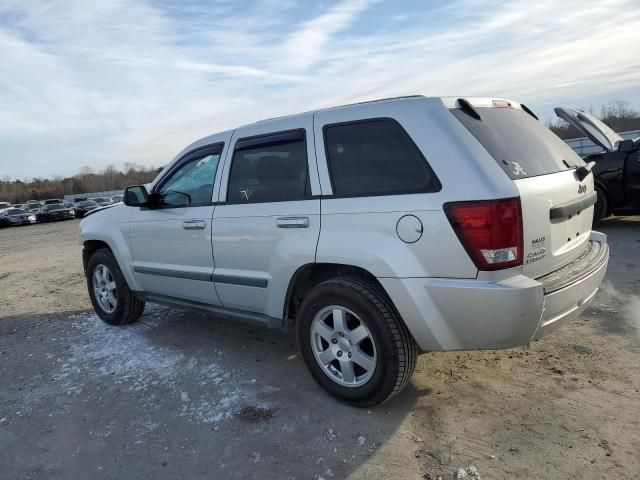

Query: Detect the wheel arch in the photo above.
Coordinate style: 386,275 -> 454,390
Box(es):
82,239 -> 111,272
283,263 -> 397,327
82,237 -> 140,291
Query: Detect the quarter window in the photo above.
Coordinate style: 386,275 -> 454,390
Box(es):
156,147 -> 222,207
323,119 -> 440,196
227,130 -> 309,203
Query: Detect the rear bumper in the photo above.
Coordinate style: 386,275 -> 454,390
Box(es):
380,232 -> 609,352
531,235 -> 608,340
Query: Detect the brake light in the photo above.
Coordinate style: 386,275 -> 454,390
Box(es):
492,99 -> 513,108
444,197 -> 523,270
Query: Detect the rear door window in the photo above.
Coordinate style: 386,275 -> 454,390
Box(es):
227,130 -> 309,203
323,118 -> 440,196
451,107 -> 583,179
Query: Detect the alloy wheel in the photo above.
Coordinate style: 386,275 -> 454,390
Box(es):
310,305 -> 377,388
92,264 -> 118,314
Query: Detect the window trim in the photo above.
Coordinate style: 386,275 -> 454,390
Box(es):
321,117 -> 442,198
151,142 -> 224,209
224,128 -> 311,205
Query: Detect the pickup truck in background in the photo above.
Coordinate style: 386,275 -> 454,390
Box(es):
555,106 -> 640,223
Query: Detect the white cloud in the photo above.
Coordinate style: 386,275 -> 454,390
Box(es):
0,0 -> 639,179
281,0 -> 377,70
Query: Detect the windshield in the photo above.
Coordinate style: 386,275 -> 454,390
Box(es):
82,201 -> 99,207
451,107 -> 584,180
7,209 -> 26,215
47,204 -> 65,210
91,198 -> 107,202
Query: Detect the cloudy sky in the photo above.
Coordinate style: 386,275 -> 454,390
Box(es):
1,0 -> 639,180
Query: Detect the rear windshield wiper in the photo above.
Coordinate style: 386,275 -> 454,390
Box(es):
576,161 -> 596,181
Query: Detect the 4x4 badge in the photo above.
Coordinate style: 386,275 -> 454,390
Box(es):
578,184 -> 587,194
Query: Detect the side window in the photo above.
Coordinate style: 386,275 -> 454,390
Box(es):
227,130 -> 309,203
323,119 -> 440,196
156,147 -> 222,207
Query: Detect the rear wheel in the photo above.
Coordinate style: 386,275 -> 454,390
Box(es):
86,249 -> 145,325
593,186 -> 608,224
297,276 -> 417,407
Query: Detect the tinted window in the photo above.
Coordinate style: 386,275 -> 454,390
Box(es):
227,131 -> 308,203
323,119 -> 440,196
451,107 -> 583,179
47,204 -> 65,210
7,209 -> 25,215
157,148 -> 221,206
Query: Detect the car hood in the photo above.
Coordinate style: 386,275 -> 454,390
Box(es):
83,203 -> 117,217
554,106 -> 623,152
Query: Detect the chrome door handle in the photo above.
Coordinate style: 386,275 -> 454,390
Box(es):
182,220 -> 206,230
276,216 -> 309,228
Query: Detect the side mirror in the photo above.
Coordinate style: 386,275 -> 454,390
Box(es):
618,139 -> 635,153
124,185 -> 151,207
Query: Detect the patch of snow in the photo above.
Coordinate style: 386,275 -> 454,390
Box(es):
50,311 -> 265,426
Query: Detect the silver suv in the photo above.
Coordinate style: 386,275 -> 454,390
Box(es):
80,96 -> 609,406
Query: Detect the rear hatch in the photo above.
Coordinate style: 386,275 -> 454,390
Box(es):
450,99 -> 595,279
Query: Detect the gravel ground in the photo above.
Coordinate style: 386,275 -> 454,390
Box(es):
1,217 -> 639,479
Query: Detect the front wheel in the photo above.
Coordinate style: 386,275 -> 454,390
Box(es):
86,249 -> 145,325
297,276 -> 417,407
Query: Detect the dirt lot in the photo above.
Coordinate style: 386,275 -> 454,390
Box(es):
1,218 -> 639,479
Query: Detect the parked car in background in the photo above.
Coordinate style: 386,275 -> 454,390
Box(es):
37,204 -> 75,222
555,106 -> 640,223
23,201 -> 43,216
80,96 -> 609,406
0,208 -> 37,227
88,197 -> 112,206
0,202 -> 11,210
12,204 -> 26,210
74,200 -> 100,218
111,194 -> 123,203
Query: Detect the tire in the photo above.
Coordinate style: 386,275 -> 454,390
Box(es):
86,248 -> 145,325
593,186 -> 608,225
296,276 -> 417,407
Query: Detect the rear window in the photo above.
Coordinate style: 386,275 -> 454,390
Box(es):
451,107 -> 583,179
323,119 -> 440,196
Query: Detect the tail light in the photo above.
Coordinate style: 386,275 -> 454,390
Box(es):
444,197 -> 523,270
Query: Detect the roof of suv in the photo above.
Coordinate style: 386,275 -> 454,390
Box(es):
166,94 -> 523,183
203,95 -> 522,142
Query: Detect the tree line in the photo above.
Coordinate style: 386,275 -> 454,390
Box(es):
1,163 -> 161,203
547,100 -> 640,139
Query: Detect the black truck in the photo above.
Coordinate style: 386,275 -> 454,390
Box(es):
555,106 -> 640,223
